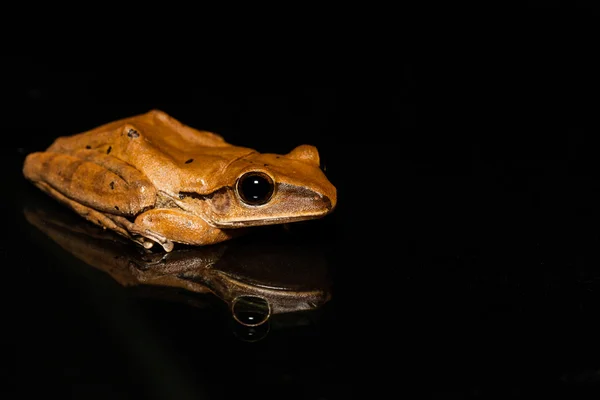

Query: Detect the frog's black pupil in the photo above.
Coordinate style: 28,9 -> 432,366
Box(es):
238,173 -> 274,205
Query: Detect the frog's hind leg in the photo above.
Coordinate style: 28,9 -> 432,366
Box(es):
24,151 -> 173,251
23,151 -> 156,216
30,181 -> 157,249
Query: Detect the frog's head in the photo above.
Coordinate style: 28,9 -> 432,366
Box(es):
200,145 -> 337,228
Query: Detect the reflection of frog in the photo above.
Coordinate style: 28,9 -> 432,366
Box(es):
23,196 -> 332,328
23,110 -> 337,251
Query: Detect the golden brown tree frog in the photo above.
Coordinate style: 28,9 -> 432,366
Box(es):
23,110 -> 337,252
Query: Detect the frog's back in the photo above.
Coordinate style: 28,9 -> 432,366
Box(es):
48,109 -> 231,154
45,109 -> 257,194
131,109 -> 230,149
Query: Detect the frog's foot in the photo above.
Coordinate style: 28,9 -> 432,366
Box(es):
109,215 -> 175,252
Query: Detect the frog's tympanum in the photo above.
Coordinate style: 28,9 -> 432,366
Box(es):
23,110 -> 337,252
24,197 -> 331,331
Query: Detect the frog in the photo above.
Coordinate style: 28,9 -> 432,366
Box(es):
22,109 -> 337,252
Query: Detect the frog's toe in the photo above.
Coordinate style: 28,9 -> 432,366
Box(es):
138,230 -> 174,252
160,240 -> 174,252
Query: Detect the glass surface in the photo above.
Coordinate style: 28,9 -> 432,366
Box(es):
4,63 -> 599,398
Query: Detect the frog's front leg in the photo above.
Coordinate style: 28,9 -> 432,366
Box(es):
134,209 -> 241,247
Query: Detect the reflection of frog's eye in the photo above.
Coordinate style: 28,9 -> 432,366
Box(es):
237,172 -> 274,206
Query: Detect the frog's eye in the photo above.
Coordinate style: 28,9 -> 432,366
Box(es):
236,172 -> 275,206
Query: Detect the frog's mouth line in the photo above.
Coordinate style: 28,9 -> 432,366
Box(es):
214,212 -> 328,228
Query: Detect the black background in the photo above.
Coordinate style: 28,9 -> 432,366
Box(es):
4,8 -> 600,399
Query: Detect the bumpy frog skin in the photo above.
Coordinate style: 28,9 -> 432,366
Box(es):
23,110 -> 337,251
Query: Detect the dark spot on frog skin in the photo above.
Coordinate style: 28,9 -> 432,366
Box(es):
86,145 -> 91,149
115,206 -> 119,210
107,146 -> 112,154
185,158 -> 194,164
179,191 -> 203,201
110,181 -> 115,190
178,188 -> 231,208
127,129 -> 140,138
264,163 -> 269,167
97,219 -> 102,224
